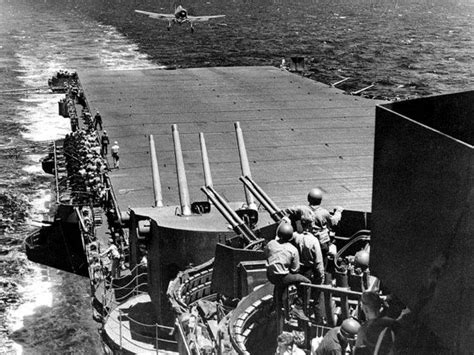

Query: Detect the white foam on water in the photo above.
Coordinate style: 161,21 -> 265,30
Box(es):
14,17 -> 163,143
22,154 -> 46,174
95,23 -> 165,70
6,182 -> 55,354
8,267 -> 54,332
18,93 -> 71,142
7,167 -> 55,354
29,186 -> 52,215
14,51 -> 76,142
6,264 -> 55,355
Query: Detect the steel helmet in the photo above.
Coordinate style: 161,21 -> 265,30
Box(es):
277,222 -> 294,241
354,250 -> 370,268
307,188 -> 323,205
340,318 -> 361,339
361,291 -> 382,312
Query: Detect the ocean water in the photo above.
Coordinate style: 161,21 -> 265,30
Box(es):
73,0 -> 473,99
0,1 -> 159,353
0,0 -> 472,353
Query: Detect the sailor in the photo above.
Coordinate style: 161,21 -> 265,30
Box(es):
312,318 -> 361,355
83,111 -> 93,130
111,141 -> 120,169
70,85 -> 79,100
265,222 -> 310,321
82,208 -> 92,231
291,231 -> 325,284
180,312 -> 199,352
353,249 -> 380,292
94,110 -> 103,130
354,291 -> 396,355
139,245 -> 148,268
77,89 -> 86,106
101,130 -> 110,157
100,243 -> 121,279
140,254 -> 148,267
285,188 -> 343,264
290,230 -> 325,320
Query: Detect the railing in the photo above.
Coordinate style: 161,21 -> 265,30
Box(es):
105,309 -> 176,354
52,76 -> 178,352
175,319 -> 192,355
53,140 -> 61,204
226,281 -> 362,354
104,174 -> 122,226
301,283 -> 362,328
99,264 -> 178,353
101,268 -> 148,306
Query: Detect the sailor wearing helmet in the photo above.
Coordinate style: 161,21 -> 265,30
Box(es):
284,188 -> 343,264
312,317 -> 361,355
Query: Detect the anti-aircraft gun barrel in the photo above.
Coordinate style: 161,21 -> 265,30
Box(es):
239,175 -> 287,221
206,185 -> 259,242
239,176 -> 278,220
200,186 -> 242,233
201,186 -> 259,245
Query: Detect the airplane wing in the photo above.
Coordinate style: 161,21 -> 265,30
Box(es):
188,15 -> 226,23
135,10 -> 175,20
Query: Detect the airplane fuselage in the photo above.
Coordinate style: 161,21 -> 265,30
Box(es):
174,6 -> 188,24
135,5 -> 224,33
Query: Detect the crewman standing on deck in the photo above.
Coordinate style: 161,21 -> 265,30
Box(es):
94,110 -> 103,130
285,188 -> 343,264
100,243 -> 121,279
111,141 -> 120,169
101,130 -> 110,157
290,230 -> 325,321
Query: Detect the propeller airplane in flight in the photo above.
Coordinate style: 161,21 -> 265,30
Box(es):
135,5 -> 225,33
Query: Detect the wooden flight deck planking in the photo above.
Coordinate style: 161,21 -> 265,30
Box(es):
79,66 -> 385,215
